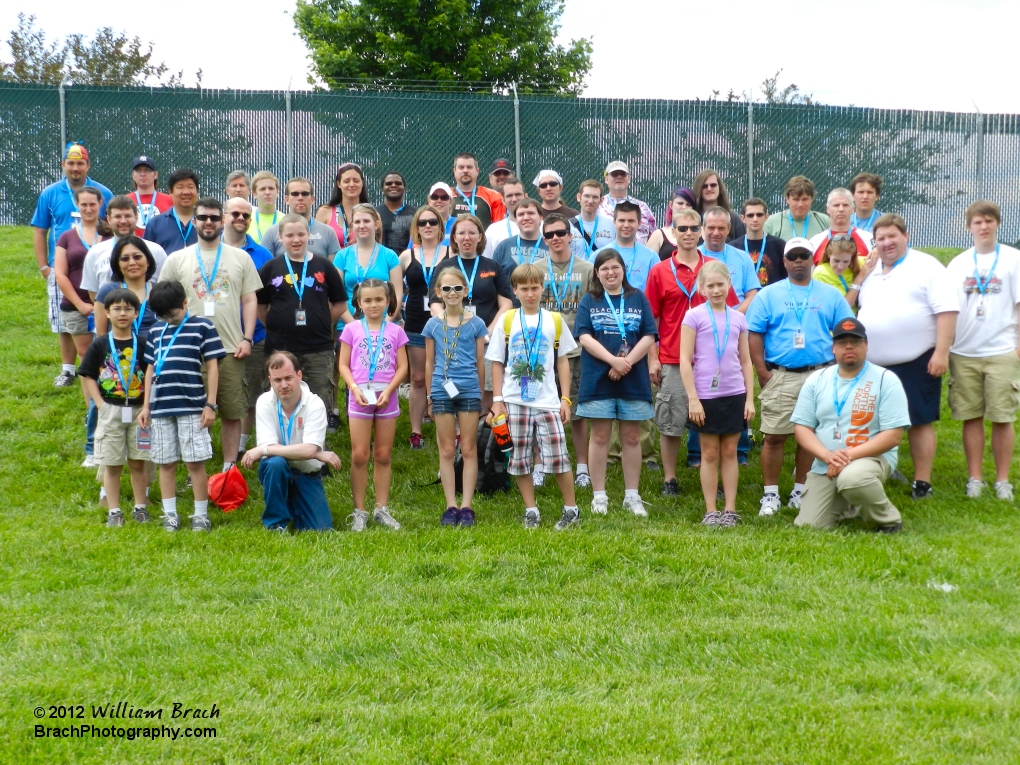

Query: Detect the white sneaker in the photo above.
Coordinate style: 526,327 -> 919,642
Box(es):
994,481 -> 1014,501
590,495 -> 609,515
966,478 -> 987,498
759,493 -> 781,517
623,495 -> 647,517
372,505 -> 401,530
81,454 -> 96,468
575,470 -> 591,488
532,468 -> 546,487
347,509 -> 369,532
787,490 -> 803,510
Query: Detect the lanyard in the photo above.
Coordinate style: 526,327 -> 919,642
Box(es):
171,208 -> 194,246
787,211 -> 809,239
973,244 -> 1000,298
506,218 -> 514,239
579,215 -> 599,258
669,254 -> 700,302
516,235 -> 542,265
707,306 -> 731,370
108,331 -> 139,399
284,253 -> 310,306
743,234 -> 766,263
457,255 -> 480,300
441,311 -> 463,379
335,207 -> 348,244
887,249 -> 909,273
603,291 -> 628,340
419,245 -> 442,289
153,312 -> 190,377
255,210 -> 278,239
547,254 -> 576,310
618,244 -> 639,278
361,317 -> 387,381
134,191 -> 159,227
76,223 -> 99,251
837,273 -> 850,292
196,242 -> 223,295
276,399 -> 299,445
851,210 -> 878,230
786,279 -> 813,326
353,243 -> 380,284
64,179 -> 81,216
122,281 -> 150,334
518,309 -> 543,374
832,362 -> 870,419
456,186 -> 477,215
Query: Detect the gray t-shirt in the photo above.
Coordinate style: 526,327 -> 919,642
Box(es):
259,219 -> 342,261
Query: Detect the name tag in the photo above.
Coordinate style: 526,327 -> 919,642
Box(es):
295,310 -> 306,326
121,406 -> 133,423
205,300 -> 216,317
443,379 -> 460,397
793,331 -> 805,349
360,385 -> 378,405
463,304 -> 476,318
424,297 -> 431,312
136,426 -> 151,451
521,377 -> 540,401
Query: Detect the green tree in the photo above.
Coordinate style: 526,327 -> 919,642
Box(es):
294,0 -> 592,95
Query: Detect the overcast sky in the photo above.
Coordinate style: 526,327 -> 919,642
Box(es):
3,0 -> 1018,113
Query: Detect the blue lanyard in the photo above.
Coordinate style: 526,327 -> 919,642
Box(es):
668,254 -> 700,302
196,241 -> 223,295
457,186 -> 477,215
787,211 -> 809,239
352,243 -> 380,284
973,243 -> 1000,297
441,311 -> 463,379
707,306 -> 731,370
602,291 -> 628,340
547,254 -> 576,310
171,208 -> 194,246
153,312 -> 190,377
361,317 -> 387,381
837,273 -> 850,292
255,210 -> 277,238
122,281 -> 150,334
134,191 -> 159,227
335,207 -> 348,244
457,255 -> 479,300
284,253 -> 310,305
743,234 -> 766,261
579,215 -> 599,258
618,244 -> 639,278
832,362 -> 870,419
516,235 -> 541,265
276,399 -> 298,445
786,279 -> 813,326
420,245 -> 442,289
505,218 -> 514,239
64,179 -> 80,216
851,210 -> 878,230
518,309 -> 543,374
888,249 -> 909,272
108,331 -> 139,399
76,223 -> 99,251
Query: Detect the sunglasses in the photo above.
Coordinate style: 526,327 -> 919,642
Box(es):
673,225 -> 701,233
703,182 -> 719,189
543,229 -> 569,239
440,284 -> 465,294
830,233 -> 853,242
608,171 -> 628,178
784,252 -> 812,261
418,218 -> 441,227
538,181 -> 560,189
383,180 -> 404,186
195,214 -> 222,222
230,212 -> 252,220
744,212 -> 766,219
289,190 -> 312,197
119,253 -> 145,262
430,194 -> 450,201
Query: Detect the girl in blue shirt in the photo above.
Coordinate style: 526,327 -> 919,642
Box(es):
337,204 -> 403,319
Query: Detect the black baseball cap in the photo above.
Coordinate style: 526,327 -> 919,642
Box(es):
490,158 -> 513,173
132,155 -> 156,170
832,317 -> 867,340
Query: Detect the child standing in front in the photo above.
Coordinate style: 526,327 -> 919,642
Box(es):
422,268 -> 489,527
338,279 -> 409,531
139,281 -> 226,532
487,263 -> 580,530
678,261 -> 755,527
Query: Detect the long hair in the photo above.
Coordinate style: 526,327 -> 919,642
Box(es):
692,169 -> 732,213
110,236 -> 157,282
325,163 -> 370,208
821,237 -> 861,278
588,248 -> 636,299
449,214 -> 486,256
410,204 -> 444,246
352,277 -> 397,316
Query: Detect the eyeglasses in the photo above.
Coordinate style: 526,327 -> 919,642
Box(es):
383,180 -> 404,186
418,218 -> 441,227
543,229 -> 569,239
673,225 -> 701,233
440,284 -> 465,294
538,181 -> 560,189
119,253 -> 145,262
703,182 -> 719,189
289,190 -> 312,197
230,212 -> 252,220
195,214 -> 222,222
784,252 -> 812,261
744,212 -> 766,219
430,194 -> 450,201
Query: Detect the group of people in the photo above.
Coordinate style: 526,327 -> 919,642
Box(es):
32,142 -> 1020,534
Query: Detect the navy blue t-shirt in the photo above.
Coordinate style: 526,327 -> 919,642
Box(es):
573,290 -> 658,403
142,314 -> 226,417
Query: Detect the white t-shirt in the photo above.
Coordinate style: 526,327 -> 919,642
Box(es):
482,218 -> 519,258
947,244 -> 1020,357
255,382 -> 327,474
857,248 -> 959,366
80,237 -> 168,294
569,214 -> 616,261
486,308 -> 578,412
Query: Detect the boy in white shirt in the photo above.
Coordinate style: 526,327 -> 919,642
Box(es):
488,263 -> 580,529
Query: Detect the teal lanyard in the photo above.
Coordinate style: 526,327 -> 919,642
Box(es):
603,291 -> 627,339
76,223 -> 99,251
353,243 -> 380,284
851,210 -> 878,230
743,234 -> 766,261
518,309 -> 543,375
457,186 -> 477,215
108,331 -> 139,399
284,253 -> 310,306
276,399 -> 298,445
361,317 -> 387,382
833,362 -> 870,420
547,254 -> 576,310
122,281 -> 150,334
973,244 -> 1000,297
786,279 -> 813,326
196,242 -> 223,295
171,209 -> 194,246
457,255 -> 479,300
420,245 -> 442,290
579,215 -> 599,258
153,313 -> 190,377
787,211 -> 809,239
516,235 -> 541,265
707,306 -> 731,370
668,255 -> 699,302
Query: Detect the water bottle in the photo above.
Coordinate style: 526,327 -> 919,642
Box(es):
491,413 -> 513,454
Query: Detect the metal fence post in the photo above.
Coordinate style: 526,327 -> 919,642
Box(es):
974,108 -> 984,201
58,72 -> 69,154
285,86 -> 294,180
512,83 -> 522,176
747,101 -> 755,199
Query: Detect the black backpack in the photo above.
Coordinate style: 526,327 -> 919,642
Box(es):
439,421 -> 511,496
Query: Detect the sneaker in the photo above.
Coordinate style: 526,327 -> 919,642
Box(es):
81,454 -> 96,468
644,460 -> 660,472
575,470 -> 591,488
54,371 -> 76,387
266,524 -> 288,535
966,478 -> 987,498
190,514 -> 212,532
687,459 -> 701,468
131,507 -> 150,523
373,506 -> 401,530
98,487 -> 108,509
661,478 -> 679,496
720,511 -> 741,527
759,493 -> 781,517
874,522 -> 903,534
409,432 -> 425,450
994,481 -> 1014,501
532,468 -> 546,487
523,509 -> 541,529
237,443 -> 247,459
623,495 -> 647,517
160,513 -> 180,532
327,411 -> 341,433
590,495 -> 609,515
889,469 -> 909,484
458,507 -> 476,527
738,455 -> 749,467
555,507 -> 579,530
837,504 -> 860,521
441,507 -> 459,526
701,510 -> 722,526
788,490 -> 803,510
106,510 -> 124,528
911,480 -> 934,500
348,509 -> 369,532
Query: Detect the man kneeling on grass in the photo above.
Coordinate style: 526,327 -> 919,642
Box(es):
790,318 -> 910,532
241,351 -> 341,533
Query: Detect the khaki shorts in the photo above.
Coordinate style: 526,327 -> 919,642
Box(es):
245,340 -> 267,409
204,354 -> 248,421
568,354 -> 581,417
759,367 -> 813,435
654,364 -> 689,437
949,352 -> 1020,422
94,402 -> 149,466
60,308 -> 91,335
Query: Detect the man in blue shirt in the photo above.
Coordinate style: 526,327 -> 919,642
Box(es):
143,168 -> 200,254
747,237 -> 854,517
31,142 -> 113,383
604,201 -> 658,291
491,198 -> 548,307
700,206 -> 759,313
791,317 -> 910,532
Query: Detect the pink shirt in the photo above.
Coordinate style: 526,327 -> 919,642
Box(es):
339,320 -> 408,388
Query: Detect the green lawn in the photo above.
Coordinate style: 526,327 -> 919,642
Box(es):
2,226 -> 1017,763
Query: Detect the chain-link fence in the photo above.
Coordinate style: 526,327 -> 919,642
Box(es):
2,82 -> 1015,248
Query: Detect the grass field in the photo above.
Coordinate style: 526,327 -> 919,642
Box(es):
2,226 -> 1018,764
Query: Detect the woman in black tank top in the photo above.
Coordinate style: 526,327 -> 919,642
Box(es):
647,188 -> 697,259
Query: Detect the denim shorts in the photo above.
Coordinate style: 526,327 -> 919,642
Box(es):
431,395 -> 483,415
576,398 -> 654,421
405,332 -> 426,349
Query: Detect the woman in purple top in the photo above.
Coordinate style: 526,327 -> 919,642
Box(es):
679,260 -> 755,527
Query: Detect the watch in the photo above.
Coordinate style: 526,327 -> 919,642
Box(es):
205,403 -> 218,411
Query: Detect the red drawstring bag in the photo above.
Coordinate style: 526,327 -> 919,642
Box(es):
208,465 -> 249,512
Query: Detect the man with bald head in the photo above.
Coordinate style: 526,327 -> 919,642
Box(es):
809,188 -> 874,263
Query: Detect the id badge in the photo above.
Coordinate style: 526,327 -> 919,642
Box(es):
463,304 -> 476,318
832,427 -> 842,442
121,406 -> 133,424
424,297 -> 431,312
204,300 -> 216,317
136,426 -> 151,451
793,331 -> 806,349
521,376 -> 539,401
295,309 -> 307,326
361,385 -> 378,405
443,379 -> 460,397
976,303 -> 986,320
618,341 -> 631,358
711,372 -> 721,391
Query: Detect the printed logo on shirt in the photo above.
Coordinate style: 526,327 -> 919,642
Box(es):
353,334 -> 397,375
540,273 -> 586,315
508,327 -> 550,384
589,307 -> 643,335
191,270 -> 232,303
782,296 -> 823,311
846,380 -> 876,447
962,272 -> 1002,295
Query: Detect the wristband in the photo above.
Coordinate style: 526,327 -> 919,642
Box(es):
560,396 -> 572,406
492,395 -> 504,402
205,402 -> 218,411
240,337 -> 253,344
847,284 -> 861,291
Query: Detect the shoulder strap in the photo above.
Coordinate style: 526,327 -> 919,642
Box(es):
503,309 -> 515,345
552,311 -> 562,349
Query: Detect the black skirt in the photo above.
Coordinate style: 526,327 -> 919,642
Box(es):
687,393 -> 747,435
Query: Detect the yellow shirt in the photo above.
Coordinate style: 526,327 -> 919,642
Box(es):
247,209 -> 280,244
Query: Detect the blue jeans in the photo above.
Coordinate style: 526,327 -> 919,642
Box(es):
687,429 -> 751,464
258,456 -> 333,531
85,399 -> 98,456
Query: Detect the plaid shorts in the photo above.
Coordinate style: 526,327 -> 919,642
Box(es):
506,403 -> 570,476
150,413 -> 213,465
47,271 -> 62,333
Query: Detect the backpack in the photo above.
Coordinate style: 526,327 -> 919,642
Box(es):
426,421 -> 511,496
502,308 -> 562,360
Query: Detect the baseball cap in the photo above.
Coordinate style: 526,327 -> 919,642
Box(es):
605,160 -> 629,175
132,155 -> 156,170
784,237 -> 814,257
832,317 -> 867,340
490,158 -> 513,173
63,142 -> 89,162
429,182 -> 453,198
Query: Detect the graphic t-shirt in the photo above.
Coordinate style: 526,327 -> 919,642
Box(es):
486,308 -> 578,411
142,315 -> 226,417
376,203 -> 415,253
729,234 -> 788,287
947,244 -> 1020,357
533,255 -> 595,358
791,363 -> 911,474
129,191 -> 172,236
57,228 -> 110,310
339,320 -> 409,391
682,304 -> 748,400
78,333 -> 148,405
602,239 -> 659,291
258,254 -> 348,355
422,314 -> 489,399
569,214 -> 616,262
573,290 -> 658,404
698,243 -> 760,301
492,235 -> 549,306
428,255 -> 513,328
